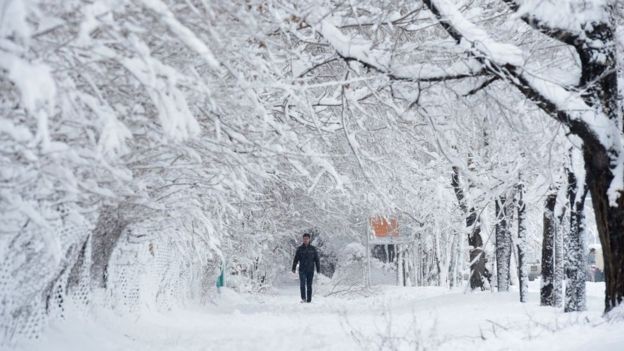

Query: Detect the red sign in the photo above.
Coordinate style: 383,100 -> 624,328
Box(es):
370,216 -> 398,237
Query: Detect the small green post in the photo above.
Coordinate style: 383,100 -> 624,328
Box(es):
216,265 -> 225,288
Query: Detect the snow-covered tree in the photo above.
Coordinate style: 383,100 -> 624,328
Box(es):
290,0 -> 624,313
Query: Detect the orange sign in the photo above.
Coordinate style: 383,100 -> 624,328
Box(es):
370,216 -> 398,237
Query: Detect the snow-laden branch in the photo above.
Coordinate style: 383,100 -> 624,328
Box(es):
422,0 -> 524,66
0,52 -> 56,150
503,0 -> 610,46
304,8 -> 486,82
422,0 -> 618,150
139,0 -> 220,70
389,60 -> 485,82
423,0 -> 624,205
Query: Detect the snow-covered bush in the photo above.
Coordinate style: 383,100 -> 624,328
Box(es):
330,243 -> 367,289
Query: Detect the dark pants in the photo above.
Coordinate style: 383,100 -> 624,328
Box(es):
299,270 -> 314,302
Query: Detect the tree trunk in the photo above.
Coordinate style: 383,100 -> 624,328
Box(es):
517,183 -> 528,303
575,199 -> 588,310
541,188 -> 557,306
495,195 -> 512,292
554,196 -> 566,308
449,231 -> 460,288
451,167 -> 486,290
416,232 -> 423,286
564,159 -> 589,312
433,232 -> 442,286
583,143 -> 624,313
90,206 -> 127,289
576,19 -> 623,314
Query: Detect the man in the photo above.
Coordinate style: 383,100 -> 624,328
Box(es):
292,233 -> 320,303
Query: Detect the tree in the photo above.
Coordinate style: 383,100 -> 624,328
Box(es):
299,0 -> 624,313
495,194 -> 513,292
565,148 -> 589,312
452,166 -> 487,290
541,187 -> 558,306
419,0 -> 624,313
554,185 -> 567,308
516,182 -> 528,303
0,0 -> 346,342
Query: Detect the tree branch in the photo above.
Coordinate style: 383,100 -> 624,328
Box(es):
296,57 -> 339,78
422,0 -> 611,149
304,8 -> 488,83
501,0 -> 579,46
463,76 -> 499,96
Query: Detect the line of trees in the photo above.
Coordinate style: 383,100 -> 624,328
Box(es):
300,0 -> 623,313
3,1 -> 624,345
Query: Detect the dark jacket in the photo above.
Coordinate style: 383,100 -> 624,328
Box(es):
292,244 -> 320,273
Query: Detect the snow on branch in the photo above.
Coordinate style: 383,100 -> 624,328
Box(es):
422,0 -> 619,151
422,0 -> 524,66
518,72 -> 614,147
0,53 -> 56,150
120,47 -> 201,141
503,0 -> 610,45
139,0 -> 220,69
304,7 -> 486,82
389,60 -> 485,82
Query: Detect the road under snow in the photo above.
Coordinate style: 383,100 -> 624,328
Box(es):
17,281 -> 623,351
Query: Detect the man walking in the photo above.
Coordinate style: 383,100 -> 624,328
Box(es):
292,233 -> 320,303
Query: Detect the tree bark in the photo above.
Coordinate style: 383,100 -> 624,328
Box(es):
495,195 -> 512,292
516,183 -> 528,303
584,143 -> 624,313
554,195 -> 566,308
451,166 -> 486,290
541,188 -> 558,306
90,206 -> 127,289
565,158 -> 589,312
576,19 -> 624,314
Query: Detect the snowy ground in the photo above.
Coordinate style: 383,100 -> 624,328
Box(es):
16,281 -> 623,351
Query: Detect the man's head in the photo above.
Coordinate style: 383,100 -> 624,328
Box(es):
303,233 -> 310,245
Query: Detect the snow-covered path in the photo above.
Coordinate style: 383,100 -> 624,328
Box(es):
17,282 -> 623,351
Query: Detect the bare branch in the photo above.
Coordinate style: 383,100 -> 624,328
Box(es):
296,57 -> 339,78
463,76 -> 499,96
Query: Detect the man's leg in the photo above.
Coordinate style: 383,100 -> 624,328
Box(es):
306,270 -> 314,302
299,270 -> 306,301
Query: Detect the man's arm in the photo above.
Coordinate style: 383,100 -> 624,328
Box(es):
315,248 -> 320,273
292,248 -> 300,272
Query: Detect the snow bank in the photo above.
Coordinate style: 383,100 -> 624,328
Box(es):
16,283 -> 622,351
